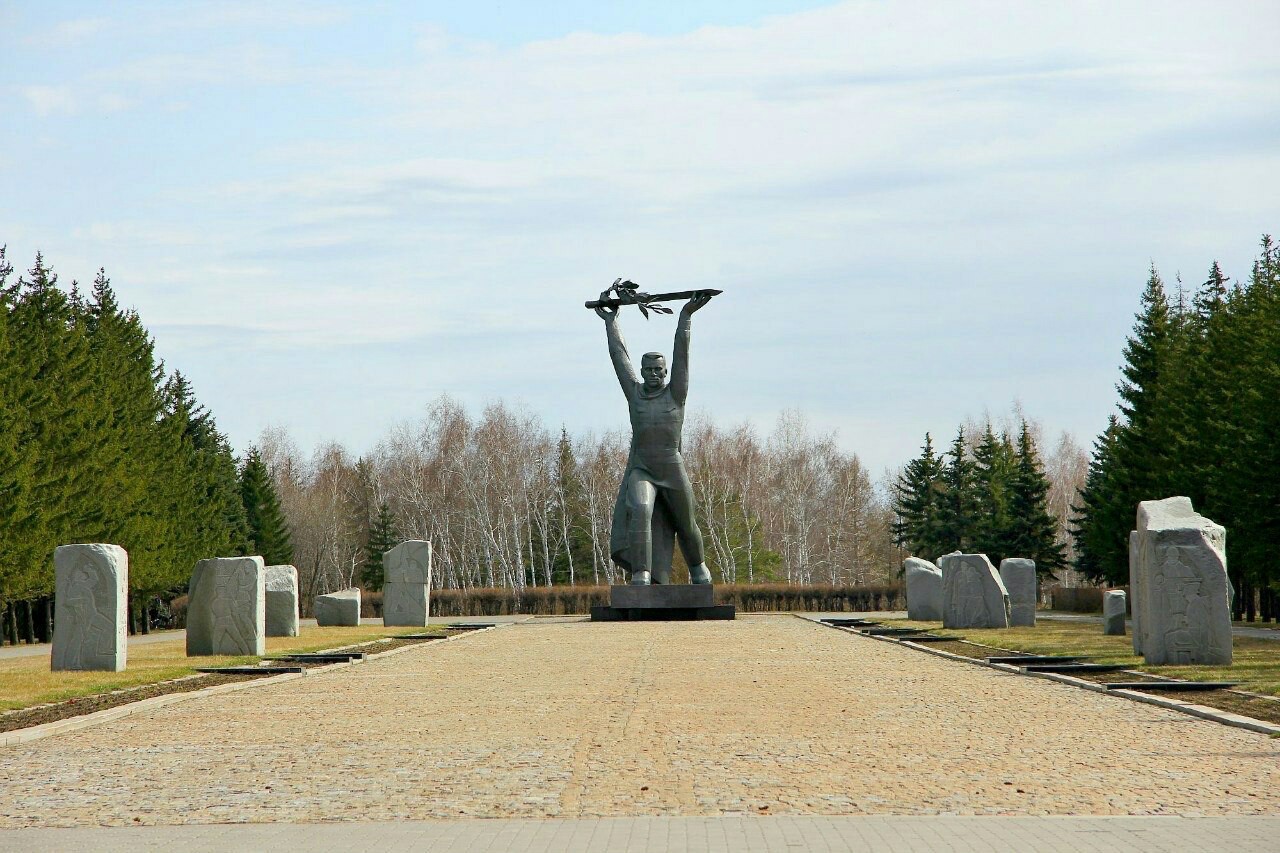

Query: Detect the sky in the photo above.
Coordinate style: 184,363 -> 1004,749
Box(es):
2,0 -> 1278,475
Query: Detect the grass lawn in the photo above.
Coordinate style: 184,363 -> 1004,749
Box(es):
0,625 -> 445,712
892,617 -> 1280,697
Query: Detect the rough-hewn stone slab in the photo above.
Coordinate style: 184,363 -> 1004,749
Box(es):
1104,590 -> 1127,636
904,557 -> 942,621
999,558 -> 1037,627
383,541 -> 431,627
186,556 -> 266,657
264,564 -> 299,637
941,553 -> 1010,629
1130,496 -> 1231,665
52,544 -> 128,672
315,588 -> 361,627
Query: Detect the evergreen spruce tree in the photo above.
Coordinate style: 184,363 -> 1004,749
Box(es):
1070,416 -> 1126,583
361,502 -> 399,590
970,423 -> 1016,562
891,433 -> 946,561
1006,421 -> 1066,574
935,428 -> 976,554
240,447 -> 293,566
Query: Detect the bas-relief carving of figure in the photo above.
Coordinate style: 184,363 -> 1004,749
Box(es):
953,563 -> 987,627
60,559 -> 116,666
211,569 -> 259,655
596,290 -> 714,585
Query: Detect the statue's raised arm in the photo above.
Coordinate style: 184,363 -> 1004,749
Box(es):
596,288 -> 639,398
669,292 -> 712,406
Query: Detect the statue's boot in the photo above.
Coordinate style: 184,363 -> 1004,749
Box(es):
689,563 -> 712,584
630,570 -> 652,586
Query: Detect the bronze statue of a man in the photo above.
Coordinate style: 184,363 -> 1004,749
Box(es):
596,289 -> 714,585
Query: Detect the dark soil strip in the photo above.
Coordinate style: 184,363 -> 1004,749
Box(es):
0,673 -> 272,734
1,631 -> 455,735
896,635 -> 1280,727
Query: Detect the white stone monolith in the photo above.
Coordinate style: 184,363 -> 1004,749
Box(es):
383,540 -> 432,627
904,557 -> 943,621
941,553 -> 1010,629
1129,530 -> 1142,654
315,588 -> 361,627
999,558 -> 1037,627
52,544 -> 128,672
1103,589 -> 1127,636
186,556 -> 266,656
264,564 -> 299,637
1129,496 -> 1231,665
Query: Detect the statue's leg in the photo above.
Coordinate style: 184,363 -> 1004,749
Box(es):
625,476 -> 657,585
661,477 -> 711,584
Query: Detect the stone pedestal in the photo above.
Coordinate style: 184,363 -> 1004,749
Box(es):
1129,496 -> 1231,665
316,588 -> 361,626
383,540 -> 432,627
999,558 -> 1037,627
264,564 -> 299,637
1103,590 -> 1127,636
52,544 -> 128,672
590,585 -> 733,621
940,553 -> 1010,629
904,557 -> 942,621
187,556 -> 266,656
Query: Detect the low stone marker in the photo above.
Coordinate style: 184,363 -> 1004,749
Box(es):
1103,589 -> 1127,636
186,556 -> 266,656
904,557 -> 943,621
940,553 -> 1010,629
999,558 -> 1037,627
316,588 -> 361,627
264,564 -> 300,637
52,544 -> 128,672
1129,496 -> 1231,665
383,540 -> 431,627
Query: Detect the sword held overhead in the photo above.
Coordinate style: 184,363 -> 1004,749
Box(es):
584,278 -> 722,319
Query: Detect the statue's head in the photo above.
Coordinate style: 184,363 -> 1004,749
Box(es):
640,352 -> 667,391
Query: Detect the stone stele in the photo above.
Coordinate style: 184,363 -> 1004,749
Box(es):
1103,589 -> 1127,636
903,557 -> 943,621
316,588 -> 361,627
999,557 -> 1037,627
383,540 -> 432,627
941,553 -> 1010,629
1129,496 -> 1231,665
186,556 -> 266,657
52,543 -> 129,672
264,564 -> 299,637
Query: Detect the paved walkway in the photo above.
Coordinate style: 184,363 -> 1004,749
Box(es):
3,815 -> 1278,852
3,615 -> 1279,828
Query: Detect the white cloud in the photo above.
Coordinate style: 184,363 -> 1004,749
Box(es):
21,85 -> 77,116
22,16 -> 108,48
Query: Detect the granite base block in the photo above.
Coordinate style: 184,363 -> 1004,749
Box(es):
609,584 -> 714,609
591,604 -> 736,622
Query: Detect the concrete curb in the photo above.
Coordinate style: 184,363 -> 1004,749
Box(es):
0,625 -> 505,749
800,614 -> 1280,738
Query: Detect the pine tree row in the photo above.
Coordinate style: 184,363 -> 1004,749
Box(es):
0,249 -> 289,643
1071,235 -> 1280,621
891,421 -> 1066,574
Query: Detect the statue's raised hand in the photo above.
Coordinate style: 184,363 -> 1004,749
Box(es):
595,287 -> 618,321
681,292 -> 714,316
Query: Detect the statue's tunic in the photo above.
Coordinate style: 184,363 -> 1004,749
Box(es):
606,314 -> 706,581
